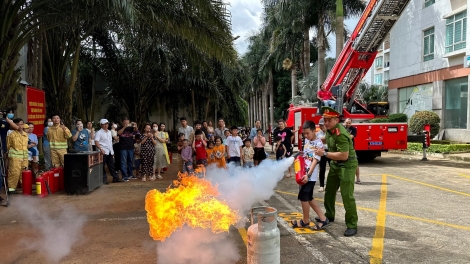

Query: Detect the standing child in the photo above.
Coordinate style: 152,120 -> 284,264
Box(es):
213,136 -> 226,168
181,139 -> 193,173
134,135 -> 142,178
274,136 -> 286,161
242,139 -> 254,168
192,129 -> 207,167
291,120 -> 330,230
206,141 -> 216,166
223,130 -> 231,144
176,133 -> 185,172
225,126 -> 243,166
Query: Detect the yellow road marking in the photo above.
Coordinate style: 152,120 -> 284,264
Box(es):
238,228 -> 248,246
279,212 -> 325,234
458,173 -> 470,179
369,174 -> 388,264
387,174 -> 470,197
275,190 -> 470,231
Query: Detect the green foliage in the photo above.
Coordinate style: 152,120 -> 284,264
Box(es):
358,82 -> 388,104
407,143 -> 470,153
409,111 -> 440,138
388,113 -> 407,122
370,118 -> 389,123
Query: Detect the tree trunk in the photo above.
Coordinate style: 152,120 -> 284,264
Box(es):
336,0 -> 344,59
303,26 -> 310,77
191,89 -> 196,119
64,44 -> 81,127
263,85 -> 268,130
317,14 -> 327,91
291,65 -> 297,100
268,70 -> 274,130
38,32 -> 43,90
33,36 -> 39,88
204,96 -> 210,121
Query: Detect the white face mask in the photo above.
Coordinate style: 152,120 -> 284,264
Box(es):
113,124 -> 117,128
153,127 -> 158,131
47,122 -> 53,127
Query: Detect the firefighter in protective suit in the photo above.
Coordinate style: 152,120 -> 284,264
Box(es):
47,114 -> 72,167
6,119 -> 29,192
314,107 -> 359,237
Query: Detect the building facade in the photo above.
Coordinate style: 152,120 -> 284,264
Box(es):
363,34 -> 391,87
388,0 -> 470,141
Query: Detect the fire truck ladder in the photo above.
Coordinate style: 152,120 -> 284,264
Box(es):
322,0 -> 411,114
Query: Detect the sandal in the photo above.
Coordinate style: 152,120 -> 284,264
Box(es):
355,180 -> 362,184
311,218 -> 330,230
291,219 -> 309,228
285,174 -> 292,178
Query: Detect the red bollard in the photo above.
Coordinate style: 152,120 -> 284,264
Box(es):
22,169 -> 33,195
36,174 -> 48,198
58,166 -> 64,191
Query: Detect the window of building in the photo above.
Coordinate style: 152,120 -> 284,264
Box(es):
374,73 -> 383,85
398,87 -> 414,113
445,11 -> 467,53
445,77 -> 468,129
424,0 -> 435,7
384,71 -> 389,85
423,27 -> 434,61
375,56 -> 383,68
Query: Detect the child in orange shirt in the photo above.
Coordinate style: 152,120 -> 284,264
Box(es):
206,140 -> 216,166
213,136 -> 226,168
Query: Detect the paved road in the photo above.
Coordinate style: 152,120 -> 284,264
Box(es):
1,153 -> 469,263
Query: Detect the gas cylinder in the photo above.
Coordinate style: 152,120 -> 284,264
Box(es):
247,207 -> 280,264
294,153 -> 306,185
52,167 -> 60,193
36,174 -> 48,198
22,168 -> 33,195
45,170 -> 55,194
58,166 -> 64,191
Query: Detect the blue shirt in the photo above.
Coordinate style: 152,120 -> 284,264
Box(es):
28,133 -> 39,157
43,127 -> 50,146
249,127 -> 258,140
72,129 -> 90,151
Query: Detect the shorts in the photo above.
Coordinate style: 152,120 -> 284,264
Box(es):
227,157 -> 241,166
243,161 -> 254,168
196,159 -> 207,166
298,181 -> 316,202
253,148 -> 266,161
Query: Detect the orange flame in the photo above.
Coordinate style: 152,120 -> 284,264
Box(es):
145,171 -> 239,241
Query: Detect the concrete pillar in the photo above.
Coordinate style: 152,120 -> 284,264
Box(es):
388,88 -> 398,114
433,80 -> 445,130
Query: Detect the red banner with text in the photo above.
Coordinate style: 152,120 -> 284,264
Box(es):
26,86 -> 46,137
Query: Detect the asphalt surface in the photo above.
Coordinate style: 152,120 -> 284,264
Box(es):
1,152 -> 469,263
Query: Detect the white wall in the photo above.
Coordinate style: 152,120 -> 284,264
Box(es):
390,0 -> 464,80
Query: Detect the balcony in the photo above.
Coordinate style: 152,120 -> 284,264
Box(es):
384,61 -> 390,68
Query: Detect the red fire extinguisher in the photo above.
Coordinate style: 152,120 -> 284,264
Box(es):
293,153 -> 306,185
36,174 -> 48,198
44,170 -> 55,194
22,168 -> 33,195
52,167 -> 60,193
58,166 -> 64,191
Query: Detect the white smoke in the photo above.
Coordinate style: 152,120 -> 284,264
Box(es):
15,196 -> 87,263
156,226 -> 239,264
207,157 -> 295,221
155,157 -> 294,264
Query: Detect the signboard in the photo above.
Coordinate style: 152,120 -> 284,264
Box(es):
26,86 -> 46,137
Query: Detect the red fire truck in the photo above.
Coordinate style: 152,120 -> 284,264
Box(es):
286,0 -> 412,161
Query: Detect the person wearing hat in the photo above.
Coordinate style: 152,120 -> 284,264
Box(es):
47,114 -> 72,167
6,118 -> 28,193
95,119 -> 122,183
314,106 -> 358,237
315,118 -> 329,192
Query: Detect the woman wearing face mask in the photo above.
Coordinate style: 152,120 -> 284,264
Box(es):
42,118 -> 53,170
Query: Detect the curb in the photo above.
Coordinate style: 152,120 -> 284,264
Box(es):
387,150 -> 470,163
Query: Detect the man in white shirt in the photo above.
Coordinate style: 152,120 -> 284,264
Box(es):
95,119 -> 122,184
178,117 -> 193,140
225,126 -> 243,166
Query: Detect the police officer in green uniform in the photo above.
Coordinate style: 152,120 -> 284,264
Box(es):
314,106 -> 358,236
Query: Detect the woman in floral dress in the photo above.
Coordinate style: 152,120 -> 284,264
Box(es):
153,123 -> 170,179
140,124 -> 156,181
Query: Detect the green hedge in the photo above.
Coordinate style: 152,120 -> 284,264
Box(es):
407,143 -> 470,153
370,113 -> 407,123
